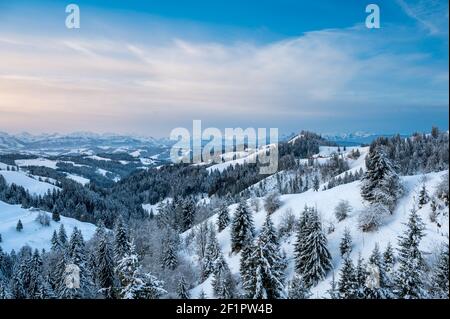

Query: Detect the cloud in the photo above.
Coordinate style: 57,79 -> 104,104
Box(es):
397,0 -> 449,36
0,22 -> 448,136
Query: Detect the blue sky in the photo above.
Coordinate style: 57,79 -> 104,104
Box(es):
0,0 -> 448,137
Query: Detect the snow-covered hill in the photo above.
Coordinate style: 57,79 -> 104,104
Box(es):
185,170 -> 449,298
0,200 -> 97,252
0,170 -> 59,196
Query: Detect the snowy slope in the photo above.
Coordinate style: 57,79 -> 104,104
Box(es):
186,171 -> 449,298
0,200 -> 97,253
0,170 -> 59,196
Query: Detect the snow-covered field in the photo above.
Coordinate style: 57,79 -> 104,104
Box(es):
0,170 -> 59,196
0,200 -> 97,252
186,170 -> 449,298
15,158 -> 58,169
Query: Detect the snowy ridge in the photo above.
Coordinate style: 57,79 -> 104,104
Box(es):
184,171 -> 448,298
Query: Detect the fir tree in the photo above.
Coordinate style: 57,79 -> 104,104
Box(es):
52,209 -> 60,222
338,256 -> 358,299
113,216 -> 131,263
339,228 -> 352,258
16,220 -> 23,232
243,214 -> 285,299
202,228 -> 221,279
94,226 -> 116,298
217,203 -> 230,232
288,274 -> 312,299
161,233 -> 178,270
383,242 -> 395,273
313,175 -> 320,192
395,206 -> 427,299
176,276 -> 190,299
58,224 -> 68,247
295,207 -> 332,287
366,244 -> 393,299
354,253 -> 367,299
212,254 -> 235,299
417,183 -> 429,209
361,146 -> 402,213
231,200 -> 255,253
431,243 -> 449,298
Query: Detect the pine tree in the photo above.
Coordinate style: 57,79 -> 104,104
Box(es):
431,243 -> 449,298
239,237 -> 256,297
94,226 -> 116,298
383,242 -> 395,273
161,233 -> 178,270
58,224 -> 68,247
212,254 -> 235,299
243,214 -> 285,299
288,274 -> 312,299
52,209 -> 60,222
67,227 -> 95,298
113,217 -> 131,263
361,146 -> 402,213
176,276 -> 190,299
339,228 -> 352,257
231,200 -> 255,253
395,206 -> 427,299
16,220 -> 23,232
338,256 -> 358,299
417,183 -> 429,209
28,249 -> 54,299
354,253 -> 367,299
217,203 -> 230,232
295,207 -> 332,287
116,241 -> 166,299
327,272 -> 339,299
366,243 -> 393,299
51,230 -> 60,252
313,175 -> 320,192
202,228 -> 221,279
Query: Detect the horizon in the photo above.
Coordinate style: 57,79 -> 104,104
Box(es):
0,0 -> 449,137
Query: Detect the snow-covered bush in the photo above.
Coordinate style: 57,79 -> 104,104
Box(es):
264,192 -> 282,214
358,203 -> 389,232
35,212 -> 50,226
278,208 -> 296,238
334,200 -> 352,222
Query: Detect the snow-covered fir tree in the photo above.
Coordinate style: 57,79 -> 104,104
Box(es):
430,243 -> 449,298
287,274 -> 312,299
339,228 -> 352,258
338,256 -> 358,299
113,216 -> 131,264
294,206 -> 332,287
94,225 -> 116,298
231,200 -> 255,253
202,227 -> 221,279
216,202 -> 230,232
395,206 -> 427,299
361,146 -> 402,213
383,242 -> 395,273
176,275 -> 190,299
365,243 -> 393,299
417,183 -> 430,209
242,214 -> 285,299
212,254 -> 235,299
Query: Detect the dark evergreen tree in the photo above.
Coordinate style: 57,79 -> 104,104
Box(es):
94,226 -> 116,298
231,200 -> 255,253
431,243 -> 449,298
338,256 -> 358,299
217,202 -> 230,232
395,206 -> 427,299
16,220 -> 23,232
113,216 -> 131,263
383,242 -> 395,273
176,276 -> 190,299
361,146 -> 402,213
366,244 -> 393,299
288,274 -> 312,299
313,175 -> 320,192
212,254 -> 235,299
417,183 -> 429,208
295,207 -> 332,287
339,228 -> 352,258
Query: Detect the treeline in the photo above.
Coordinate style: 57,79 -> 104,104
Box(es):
369,127 -> 449,175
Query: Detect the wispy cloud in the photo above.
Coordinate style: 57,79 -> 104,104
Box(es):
397,0 -> 449,35
0,22 -> 448,135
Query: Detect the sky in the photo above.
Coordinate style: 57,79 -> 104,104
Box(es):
0,0 -> 448,137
